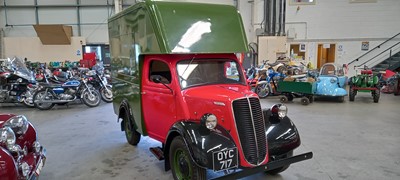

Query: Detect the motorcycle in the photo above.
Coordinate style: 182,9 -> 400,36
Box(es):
0,57 -> 37,107
255,67 -> 286,98
87,70 -> 113,103
33,72 -> 101,110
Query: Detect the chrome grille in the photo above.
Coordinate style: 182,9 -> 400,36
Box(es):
232,97 -> 267,165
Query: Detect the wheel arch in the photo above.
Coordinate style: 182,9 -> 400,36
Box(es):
118,99 -> 137,132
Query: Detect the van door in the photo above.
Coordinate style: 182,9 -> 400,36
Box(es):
142,58 -> 176,142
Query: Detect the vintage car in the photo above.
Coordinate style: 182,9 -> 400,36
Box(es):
0,114 -> 46,179
109,1 -> 312,179
315,63 -> 348,101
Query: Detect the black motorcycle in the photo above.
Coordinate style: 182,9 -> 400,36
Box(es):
87,70 -> 113,103
0,57 -> 37,107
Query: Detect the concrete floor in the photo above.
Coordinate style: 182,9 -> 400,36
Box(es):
1,93 -> 400,180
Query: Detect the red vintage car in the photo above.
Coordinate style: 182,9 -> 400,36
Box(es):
0,114 -> 46,180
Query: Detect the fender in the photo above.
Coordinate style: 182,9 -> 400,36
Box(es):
164,121 -> 236,171
263,109 -> 301,156
257,80 -> 269,85
0,147 -> 18,179
118,99 -> 137,132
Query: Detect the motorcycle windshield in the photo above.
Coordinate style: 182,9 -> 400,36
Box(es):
7,57 -> 36,82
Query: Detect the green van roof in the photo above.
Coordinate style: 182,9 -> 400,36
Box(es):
109,0 -> 248,54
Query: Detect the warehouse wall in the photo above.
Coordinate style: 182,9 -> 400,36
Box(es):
253,0 -> 400,76
4,37 -> 86,63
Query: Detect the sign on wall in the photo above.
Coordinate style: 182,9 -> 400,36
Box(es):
361,41 -> 369,51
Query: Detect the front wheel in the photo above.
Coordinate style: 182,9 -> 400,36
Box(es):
33,89 -> 55,110
266,151 -> 293,175
170,136 -> 206,180
255,84 -> 270,98
373,88 -> 380,103
100,86 -> 113,103
349,86 -> 356,102
81,88 -> 101,107
124,113 -> 141,146
394,79 -> 400,96
21,90 -> 35,107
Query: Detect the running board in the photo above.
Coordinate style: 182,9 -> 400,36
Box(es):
149,147 -> 164,161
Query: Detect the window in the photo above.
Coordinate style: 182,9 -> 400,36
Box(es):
149,60 -> 171,84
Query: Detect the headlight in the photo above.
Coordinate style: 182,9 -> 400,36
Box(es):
271,104 -> 288,119
20,162 -> 31,177
201,114 -> 218,129
5,115 -> 29,135
330,77 -> 336,83
0,127 -> 16,145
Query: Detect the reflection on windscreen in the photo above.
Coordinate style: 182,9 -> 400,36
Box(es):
177,59 -> 245,88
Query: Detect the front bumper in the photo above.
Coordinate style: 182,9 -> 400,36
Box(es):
28,147 -> 47,180
211,151 -> 313,180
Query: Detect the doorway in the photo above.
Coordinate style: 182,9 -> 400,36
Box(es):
317,44 -> 336,68
82,44 -> 111,67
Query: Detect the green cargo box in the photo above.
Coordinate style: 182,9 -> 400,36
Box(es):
277,81 -> 316,95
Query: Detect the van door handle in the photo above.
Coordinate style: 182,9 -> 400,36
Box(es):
141,92 -> 146,95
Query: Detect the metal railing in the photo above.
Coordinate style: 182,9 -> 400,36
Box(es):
348,32 -> 400,67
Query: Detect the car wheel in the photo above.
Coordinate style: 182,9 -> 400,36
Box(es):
124,113 -> 141,146
287,94 -> 294,101
280,96 -> 288,103
170,136 -> 206,180
300,97 -> 310,105
265,151 -> 293,175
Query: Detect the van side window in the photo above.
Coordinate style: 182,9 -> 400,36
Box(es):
149,60 -> 171,84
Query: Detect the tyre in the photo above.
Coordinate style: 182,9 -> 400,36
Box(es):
349,86 -> 355,102
308,95 -> 314,103
300,97 -> 310,105
100,86 -> 113,103
277,66 -> 286,74
280,96 -> 288,103
394,79 -> 400,96
287,94 -> 294,101
20,90 -> 35,108
81,88 -> 101,107
255,84 -> 270,98
33,89 -> 55,110
373,89 -> 380,103
170,136 -> 206,180
124,113 -> 141,146
266,151 -> 293,175
338,96 -> 344,102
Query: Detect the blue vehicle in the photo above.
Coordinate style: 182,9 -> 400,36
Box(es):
315,63 -> 348,102
33,75 -> 101,110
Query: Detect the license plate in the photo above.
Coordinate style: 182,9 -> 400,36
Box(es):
35,157 -> 45,176
212,148 -> 238,172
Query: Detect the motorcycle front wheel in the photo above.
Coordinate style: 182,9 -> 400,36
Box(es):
82,88 -> 101,107
21,90 -> 35,108
255,84 -> 270,98
100,86 -> 113,103
33,89 -> 55,110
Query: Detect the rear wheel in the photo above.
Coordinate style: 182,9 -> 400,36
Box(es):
255,84 -> 270,98
266,151 -> 293,175
300,97 -> 310,105
170,136 -> 206,180
349,86 -> 356,102
373,88 -> 380,103
33,89 -> 55,110
287,94 -> 294,101
124,113 -> 141,146
394,79 -> 400,96
280,96 -> 288,103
